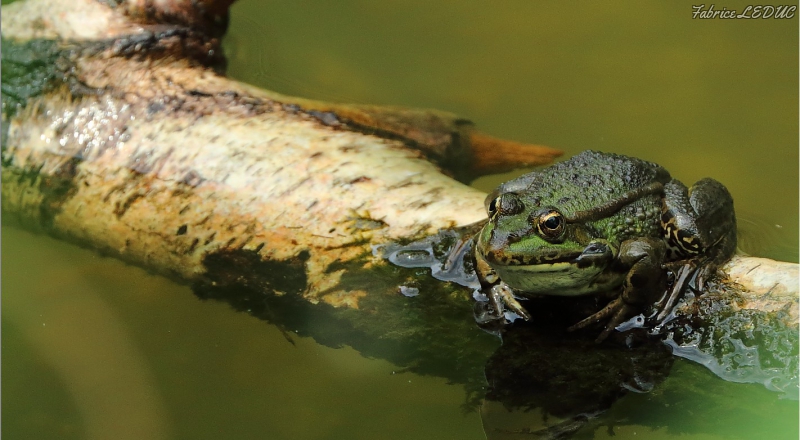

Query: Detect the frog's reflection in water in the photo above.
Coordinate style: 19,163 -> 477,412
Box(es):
479,302 -> 674,439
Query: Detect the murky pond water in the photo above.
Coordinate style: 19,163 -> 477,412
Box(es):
3,1 -> 798,439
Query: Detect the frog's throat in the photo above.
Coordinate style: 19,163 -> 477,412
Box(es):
493,261 -> 622,296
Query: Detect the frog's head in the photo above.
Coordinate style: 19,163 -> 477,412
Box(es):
475,190 -> 619,296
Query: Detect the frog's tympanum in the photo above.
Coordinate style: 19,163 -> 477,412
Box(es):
474,150 -> 736,342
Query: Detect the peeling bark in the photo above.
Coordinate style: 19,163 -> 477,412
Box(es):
2,0 -> 797,397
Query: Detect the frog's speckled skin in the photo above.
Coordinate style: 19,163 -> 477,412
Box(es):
480,151 -> 670,267
474,150 -> 737,342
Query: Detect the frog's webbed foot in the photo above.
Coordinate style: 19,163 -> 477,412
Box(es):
473,283 -> 531,332
655,259 -> 722,322
568,297 -> 634,343
655,263 -> 696,322
571,238 -> 667,343
489,283 -> 531,321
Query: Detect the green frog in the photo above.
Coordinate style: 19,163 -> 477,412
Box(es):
474,150 -> 736,342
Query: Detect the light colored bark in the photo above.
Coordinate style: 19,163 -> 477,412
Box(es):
723,255 -> 799,325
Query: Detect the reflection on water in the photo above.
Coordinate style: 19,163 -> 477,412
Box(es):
477,298 -> 798,439
480,317 -> 675,438
1,227 -> 486,440
3,1 -> 798,439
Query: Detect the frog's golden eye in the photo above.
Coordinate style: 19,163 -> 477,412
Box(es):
537,210 -> 565,238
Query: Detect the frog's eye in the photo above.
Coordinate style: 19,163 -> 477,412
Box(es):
484,190 -> 501,216
486,193 -> 524,218
537,210 -> 565,238
487,196 -> 500,217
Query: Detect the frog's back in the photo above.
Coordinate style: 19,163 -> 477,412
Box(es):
500,150 -> 670,217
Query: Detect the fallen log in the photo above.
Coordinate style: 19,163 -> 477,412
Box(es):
2,0 -> 797,404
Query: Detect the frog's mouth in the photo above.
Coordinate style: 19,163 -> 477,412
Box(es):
491,242 -> 621,296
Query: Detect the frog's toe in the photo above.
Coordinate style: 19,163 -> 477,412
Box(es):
595,305 -> 632,343
490,283 -> 532,321
568,297 -> 635,342
694,263 -> 721,292
567,297 -> 622,332
655,264 -> 696,321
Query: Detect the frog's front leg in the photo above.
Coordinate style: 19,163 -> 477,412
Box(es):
656,178 -> 737,320
473,251 -> 531,327
473,283 -> 531,333
662,178 -> 737,270
569,238 -> 667,342
488,283 -> 531,321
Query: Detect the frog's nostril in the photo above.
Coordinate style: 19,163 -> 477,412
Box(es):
498,193 -> 524,215
506,233 -> 522,244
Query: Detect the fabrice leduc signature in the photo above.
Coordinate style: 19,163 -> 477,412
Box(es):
692,4 -> 797,19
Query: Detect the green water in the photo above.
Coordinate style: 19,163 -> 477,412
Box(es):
3,1 -> 798,439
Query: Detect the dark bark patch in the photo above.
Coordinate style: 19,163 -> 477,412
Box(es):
306,110 -> 341,127
102,28 -> 226,71
187,237 -> 199,254
408,199 -> 432,210
281,103 -> 301,114
114,192 -> 145,218
180,170 -> 205,187
37,157 -> 82,230
349,176 -> 371,184
198,248 -> 310,297
338,145 -> 361,153
147,102 -> 166,115
187,89 -> 213,97
347,214 -> 387,232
